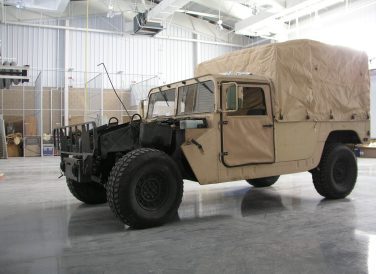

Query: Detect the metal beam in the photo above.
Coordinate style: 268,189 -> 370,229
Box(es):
191,0 -> 253,20
1,15 -> 247,48
234,0 -> 345,37
0,75 -> 30,80
5,0 -> 70,14
147,0 -> 191,22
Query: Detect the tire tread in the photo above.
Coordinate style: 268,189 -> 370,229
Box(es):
312,143 -> 357,199
107,148 -> 183,228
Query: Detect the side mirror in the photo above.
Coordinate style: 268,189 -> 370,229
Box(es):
222,83 -> 238,112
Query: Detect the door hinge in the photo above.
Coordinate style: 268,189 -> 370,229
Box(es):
220,152 -> 228,156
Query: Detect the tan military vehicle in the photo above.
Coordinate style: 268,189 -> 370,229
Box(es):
55,39 -> 370,228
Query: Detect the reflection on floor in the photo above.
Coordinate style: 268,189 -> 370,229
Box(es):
0,157 -> 376,274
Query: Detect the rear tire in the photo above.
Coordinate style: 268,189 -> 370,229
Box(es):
247,176 -> 279,188
66,179 -> 107,204
312,143 -> 357,199
106,148 -> 183,229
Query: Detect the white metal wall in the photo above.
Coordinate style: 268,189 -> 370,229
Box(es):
0,23 -> 65,87
67,30 -> 195,87
1,22 -> 240,89
200,43 -> 234,63
288,1 -> 376,67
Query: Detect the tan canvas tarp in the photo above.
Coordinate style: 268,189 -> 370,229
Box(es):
195,39 -> 370,122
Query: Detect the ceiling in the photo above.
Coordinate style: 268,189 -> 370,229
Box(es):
0,0 -> 373,42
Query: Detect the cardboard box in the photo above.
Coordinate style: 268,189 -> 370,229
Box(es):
7,143 -> 21,157
25,144 -> 41,157
24,117 -> 37,136
24,137 -> 41,157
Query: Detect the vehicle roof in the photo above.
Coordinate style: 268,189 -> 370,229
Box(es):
194,39 -> 370,122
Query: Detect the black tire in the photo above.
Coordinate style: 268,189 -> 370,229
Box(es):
246,176 -> 280,188
312,143 -> 357,199
107,148 -> 184,229
67,179 -> 107,204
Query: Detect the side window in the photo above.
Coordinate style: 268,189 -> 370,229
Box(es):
178,81 -> 214,115
229,87 -> 266,116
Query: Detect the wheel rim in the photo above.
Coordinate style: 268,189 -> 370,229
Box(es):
135,173 -> 169,211
333,159 -> 348,184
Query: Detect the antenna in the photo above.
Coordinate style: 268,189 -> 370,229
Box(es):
97,63 -> 131,118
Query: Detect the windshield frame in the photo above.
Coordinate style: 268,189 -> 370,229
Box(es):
146,75 -> 217,119
146,88 -> 176,119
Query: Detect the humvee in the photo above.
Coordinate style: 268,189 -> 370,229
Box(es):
54,40 -> 370,228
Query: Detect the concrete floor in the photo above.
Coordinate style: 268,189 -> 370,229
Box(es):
0,158 -> 376,274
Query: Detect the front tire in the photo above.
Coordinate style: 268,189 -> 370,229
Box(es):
67,179 -> 107,204
312,143 -> 357,199
247,176 -> 279,188
107,148 -> 183,229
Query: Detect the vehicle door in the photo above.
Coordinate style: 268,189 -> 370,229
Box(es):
220,82 -> 275,167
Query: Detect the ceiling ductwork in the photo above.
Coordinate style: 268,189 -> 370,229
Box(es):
132,0 -> 191,36
133,11 -> 163,36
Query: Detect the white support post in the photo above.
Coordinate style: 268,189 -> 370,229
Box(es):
193,33 -> 201,71
39,73 -> 43,158
50,88 -> 53,135
64,19 -> 70,126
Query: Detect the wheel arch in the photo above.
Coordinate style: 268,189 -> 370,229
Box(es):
325,130 -> 361,144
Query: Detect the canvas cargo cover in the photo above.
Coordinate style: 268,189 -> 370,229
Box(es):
195,39 -> 370,122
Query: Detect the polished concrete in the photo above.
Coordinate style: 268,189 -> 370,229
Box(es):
0,157 -> 376,274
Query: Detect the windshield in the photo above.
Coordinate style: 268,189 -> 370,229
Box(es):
177,80 -> 214,115
147,89 -> 176,118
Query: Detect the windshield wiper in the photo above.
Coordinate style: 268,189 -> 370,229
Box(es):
158,87 -> 170,106
194,78 -> 213,94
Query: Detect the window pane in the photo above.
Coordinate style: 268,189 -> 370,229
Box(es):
229,87 -> 266,116
226,85 -> 237,111
178,80 -> 214,115
147,89 -> 175,118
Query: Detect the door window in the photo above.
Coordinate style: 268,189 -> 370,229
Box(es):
228,87 -> 266,116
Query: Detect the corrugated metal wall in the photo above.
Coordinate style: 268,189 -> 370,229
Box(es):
0,21 -> 239,89
0,23 -> 65,87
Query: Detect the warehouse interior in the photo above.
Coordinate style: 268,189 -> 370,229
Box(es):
1,0 -> 376,273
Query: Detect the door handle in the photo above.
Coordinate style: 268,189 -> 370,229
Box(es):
263,124 -> 274,128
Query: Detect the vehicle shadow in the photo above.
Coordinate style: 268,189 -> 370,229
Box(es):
67,185 -> 290,235
67,203 -> 123,238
